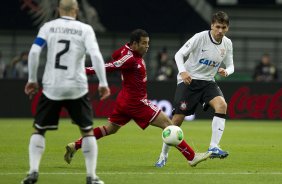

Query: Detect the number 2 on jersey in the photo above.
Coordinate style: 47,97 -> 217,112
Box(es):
55,40 -> 70,70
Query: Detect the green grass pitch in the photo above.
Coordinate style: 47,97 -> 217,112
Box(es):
0,118 -> 281,184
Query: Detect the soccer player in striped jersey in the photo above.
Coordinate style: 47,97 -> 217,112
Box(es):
155,11 -> 234,167
21,0 -> 110,184
64,29 -> 212,168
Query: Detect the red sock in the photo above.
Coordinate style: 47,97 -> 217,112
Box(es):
74,126 -> 108,150
176,140 -> 195,161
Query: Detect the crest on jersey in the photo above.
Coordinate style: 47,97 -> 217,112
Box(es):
180,101 -> 188,111
220,49 -> 225,57
20,0 -> 106,32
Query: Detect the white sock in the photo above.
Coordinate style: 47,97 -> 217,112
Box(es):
82,136 -> 98,179
160,142 -> 170,157
28,134 -> 45,173
210,116 -> 225,148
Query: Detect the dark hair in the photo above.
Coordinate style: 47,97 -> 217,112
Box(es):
211,11 -> 229,26
130,29 -> 149,44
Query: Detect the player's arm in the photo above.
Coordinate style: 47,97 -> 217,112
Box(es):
85,26 -> 110,100
28,37 -> 46,82
85,54 -> 135,75
85,26 -> 108,86
25,36 -> 46,98
219,41 -> 234,77
105,55 -> 135,71
175,34 -> 199,84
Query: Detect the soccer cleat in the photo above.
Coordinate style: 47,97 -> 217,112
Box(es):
86,176 -> 104,184
64,142 -> 76,164
21,172 -> 39,184
188,151 -> 212,167
208,147 -> 229,159
155,155 -> 168,168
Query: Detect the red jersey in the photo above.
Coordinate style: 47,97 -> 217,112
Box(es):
87,43 -> 148,103
86,43 -> 160,129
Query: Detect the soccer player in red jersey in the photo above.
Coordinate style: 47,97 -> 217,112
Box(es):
64,29 -> 211,167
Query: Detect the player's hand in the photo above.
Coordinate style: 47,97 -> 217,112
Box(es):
24,82 -> 39,99
218,68 -> 228,77
98,86 -> 111,100
180,71 -> 192,85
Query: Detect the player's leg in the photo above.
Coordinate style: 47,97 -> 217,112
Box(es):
72,122 -> 121,151
154,113 -> 185,167
151,112 -> 211,167
22,94 -> 61,184
208,96 -> 229,159
154,82 -> 200,167
80,129 -> 104,184
21,130 -> 45,184
64,103 -> 128,164
150,111 -> 194,163
65,95 -> 104,183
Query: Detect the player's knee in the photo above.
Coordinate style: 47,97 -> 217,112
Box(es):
34,128 -> 46,136
215,101 -> 227,112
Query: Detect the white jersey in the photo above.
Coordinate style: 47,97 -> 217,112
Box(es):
28,16 -> 107,100
175,30 -> 234,84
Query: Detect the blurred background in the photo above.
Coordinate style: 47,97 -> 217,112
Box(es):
0,0 -> 281,119
1,0 -> 282,81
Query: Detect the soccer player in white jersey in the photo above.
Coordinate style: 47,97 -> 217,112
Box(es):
155,11 -> 234,167
21,0 -> 110,184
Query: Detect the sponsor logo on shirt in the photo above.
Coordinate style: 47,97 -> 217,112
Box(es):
199,58 -> 220,68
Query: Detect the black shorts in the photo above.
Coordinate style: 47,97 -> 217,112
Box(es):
34,93 -> 93,131
173,80 -> 224,116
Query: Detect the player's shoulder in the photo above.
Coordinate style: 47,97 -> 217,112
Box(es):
222,35 -> 232,45
190,30 -> 209,43
40,19 -> 55,29
75,20 -> 92,29
193,30 -> 209,38
66,19 -> 93,32
112,44 -> 134,60
119,47 -> 134,62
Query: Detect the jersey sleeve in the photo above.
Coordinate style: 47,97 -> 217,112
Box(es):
175,33 -> 201,73
85,53 -> 135,75
28,24 -> 48,82
104,54 -> 135,72
84,26 -> 108,87
223,40 -> 234,76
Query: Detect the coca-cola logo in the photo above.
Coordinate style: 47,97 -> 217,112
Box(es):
228,86 -> 282,119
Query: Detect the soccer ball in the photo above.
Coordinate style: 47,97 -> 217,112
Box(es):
162,125 -> 184,146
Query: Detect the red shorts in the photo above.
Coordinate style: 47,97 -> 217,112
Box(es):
108,98 -> 161,129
